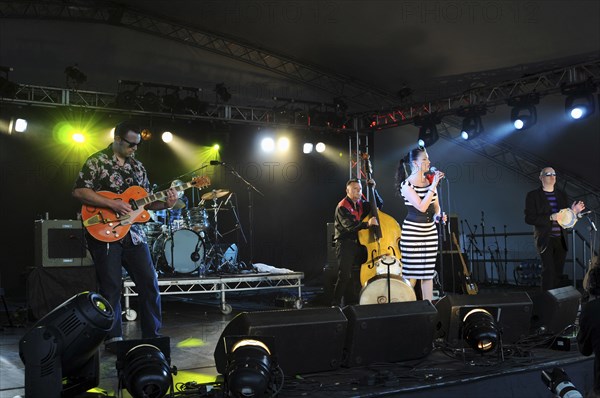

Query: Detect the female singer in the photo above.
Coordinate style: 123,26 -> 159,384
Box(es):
396,147 -> 446,301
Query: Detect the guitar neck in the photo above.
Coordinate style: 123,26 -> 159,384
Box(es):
451,232 -> 470,275
135,181 -> 193,208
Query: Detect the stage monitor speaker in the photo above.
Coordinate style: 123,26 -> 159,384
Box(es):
530,286 -> 581,334
34,219 -> 93,267
342,301 -> 437,367
435,292 -> 533,347
214,307 -> 347,376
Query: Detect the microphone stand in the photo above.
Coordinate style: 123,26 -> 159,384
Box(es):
503,225 -> 508,279
464,219 -> 482,282
436,184 -> 447,297
217,163 -> 264,265
492,226 -> 504,284
481,211 -> 487,284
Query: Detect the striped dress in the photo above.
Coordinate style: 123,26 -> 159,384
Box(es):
400,181 -> 438,280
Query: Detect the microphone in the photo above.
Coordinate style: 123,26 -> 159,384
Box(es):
210,160 -> 224,165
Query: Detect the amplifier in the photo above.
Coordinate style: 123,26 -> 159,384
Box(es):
34,219 -> 93,267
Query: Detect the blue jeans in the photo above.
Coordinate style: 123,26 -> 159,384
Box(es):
86,233 -> 162,339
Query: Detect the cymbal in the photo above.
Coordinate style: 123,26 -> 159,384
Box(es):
201,189 -> 229,200
171,199 -> 187,209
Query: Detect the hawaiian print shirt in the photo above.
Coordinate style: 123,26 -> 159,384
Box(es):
74,144 -> 150,245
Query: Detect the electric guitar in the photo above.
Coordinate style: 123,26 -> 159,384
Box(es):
451,232 -> 479,295
81,175 -> 210,242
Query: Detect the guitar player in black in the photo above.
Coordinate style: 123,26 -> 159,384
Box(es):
73,121 -> 178,350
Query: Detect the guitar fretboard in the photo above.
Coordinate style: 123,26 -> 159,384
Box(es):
134,181 -> 195,207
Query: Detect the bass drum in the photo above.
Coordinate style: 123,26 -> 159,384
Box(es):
153,229 -> 205,275
359,275 -> 416,305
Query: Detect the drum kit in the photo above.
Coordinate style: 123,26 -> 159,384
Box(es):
144,186 -> 242,276
359,255 -> 416,305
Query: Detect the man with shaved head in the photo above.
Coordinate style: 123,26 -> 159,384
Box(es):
525,167 -> 585,290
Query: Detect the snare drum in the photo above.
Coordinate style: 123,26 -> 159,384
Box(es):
153,229 -> 205,274
187,206 -> 210,232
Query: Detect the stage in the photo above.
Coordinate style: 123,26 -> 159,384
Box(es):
0,283 -> 594,398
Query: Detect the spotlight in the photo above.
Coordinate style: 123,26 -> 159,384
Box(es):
140,92 -> 161,112
215,83 -> 231,103
458,106 -> 486,140
562,81 -> 597,120
277,137 -> 290,152
118,342 -> 174,398
72,132 -> 85,143
414,114 -> 441,147
64,64 -> 87,89
541,367 -> 583,398
162,131 -> 173,143
508,93 -> 539,130
462,309 -> 499,353
315,142 -> 326,153
8,117 -> 27,134
140,128 -> 152,141
224,336 -> 276,398
303,142 -> 314,154
19,292 -> 114,397
261,137 -> 275,152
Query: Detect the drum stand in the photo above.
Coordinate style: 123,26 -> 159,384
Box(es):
204,198 -> 239,274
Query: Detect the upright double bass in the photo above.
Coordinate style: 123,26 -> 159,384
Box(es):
358,153 -> 403,286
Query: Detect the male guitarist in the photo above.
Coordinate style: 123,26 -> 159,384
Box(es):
73,121 -> 178,351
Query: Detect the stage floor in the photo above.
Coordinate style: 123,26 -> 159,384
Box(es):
0,286 -> 594,398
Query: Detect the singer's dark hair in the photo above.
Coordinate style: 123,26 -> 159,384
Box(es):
114,121 -> 141,139
395,147 -> 427,192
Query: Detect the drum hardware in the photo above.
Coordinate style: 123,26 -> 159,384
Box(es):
201,189 -> 230,201
359,255 -> 416,305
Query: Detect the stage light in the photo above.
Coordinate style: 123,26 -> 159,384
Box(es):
261,137 -> 275,152
277,137 -> 290,152
215,83 -> 231,103
213,144 -> 220,151
72,132 -> 85,143
14,118 -> 27,132
562,81 -> 597,120
508,93 -> 539,130
462,309 -> 499,353
119,343 -> 173,398
457,106 -> 486,140
315,142 -> 326,153
141,92 -> 161,112
224,337 -> 275,398
19,292 -> 114,397
141,128 -> 152,141
64,64 -> 87,89
162,131 -> 173,143
414,114 -> 441,147
303,143 -> 314,154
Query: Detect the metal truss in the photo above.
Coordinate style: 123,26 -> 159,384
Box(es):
438,116 -> 600,214
367,57 -> 600,129
1,83 -> 313,128
0,0 -> 397,110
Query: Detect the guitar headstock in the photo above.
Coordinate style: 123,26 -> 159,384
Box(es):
191,175 -> 211,189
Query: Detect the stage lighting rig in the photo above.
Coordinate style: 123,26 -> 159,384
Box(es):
462,309 -> 499,353
508,93 -> 539,130
414,114 -> 441,147
562,80 -> 597,120
115,337 -> 175,398
457,106 -> 486,140
222,336 -> 282,398
19,292 -> 114,397
215,83 -> 232,103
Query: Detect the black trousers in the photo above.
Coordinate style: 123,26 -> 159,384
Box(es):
540,236 -> 567,290
332,239 -> 364,306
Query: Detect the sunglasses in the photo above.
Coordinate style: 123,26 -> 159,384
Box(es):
543,172 -> 557,177
120,136 -> 141,148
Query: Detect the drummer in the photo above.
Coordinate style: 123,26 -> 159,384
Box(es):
155,180 -> 189,230
524,166 -> 585,290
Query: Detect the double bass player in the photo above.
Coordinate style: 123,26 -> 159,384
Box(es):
331,178 -> 382,307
